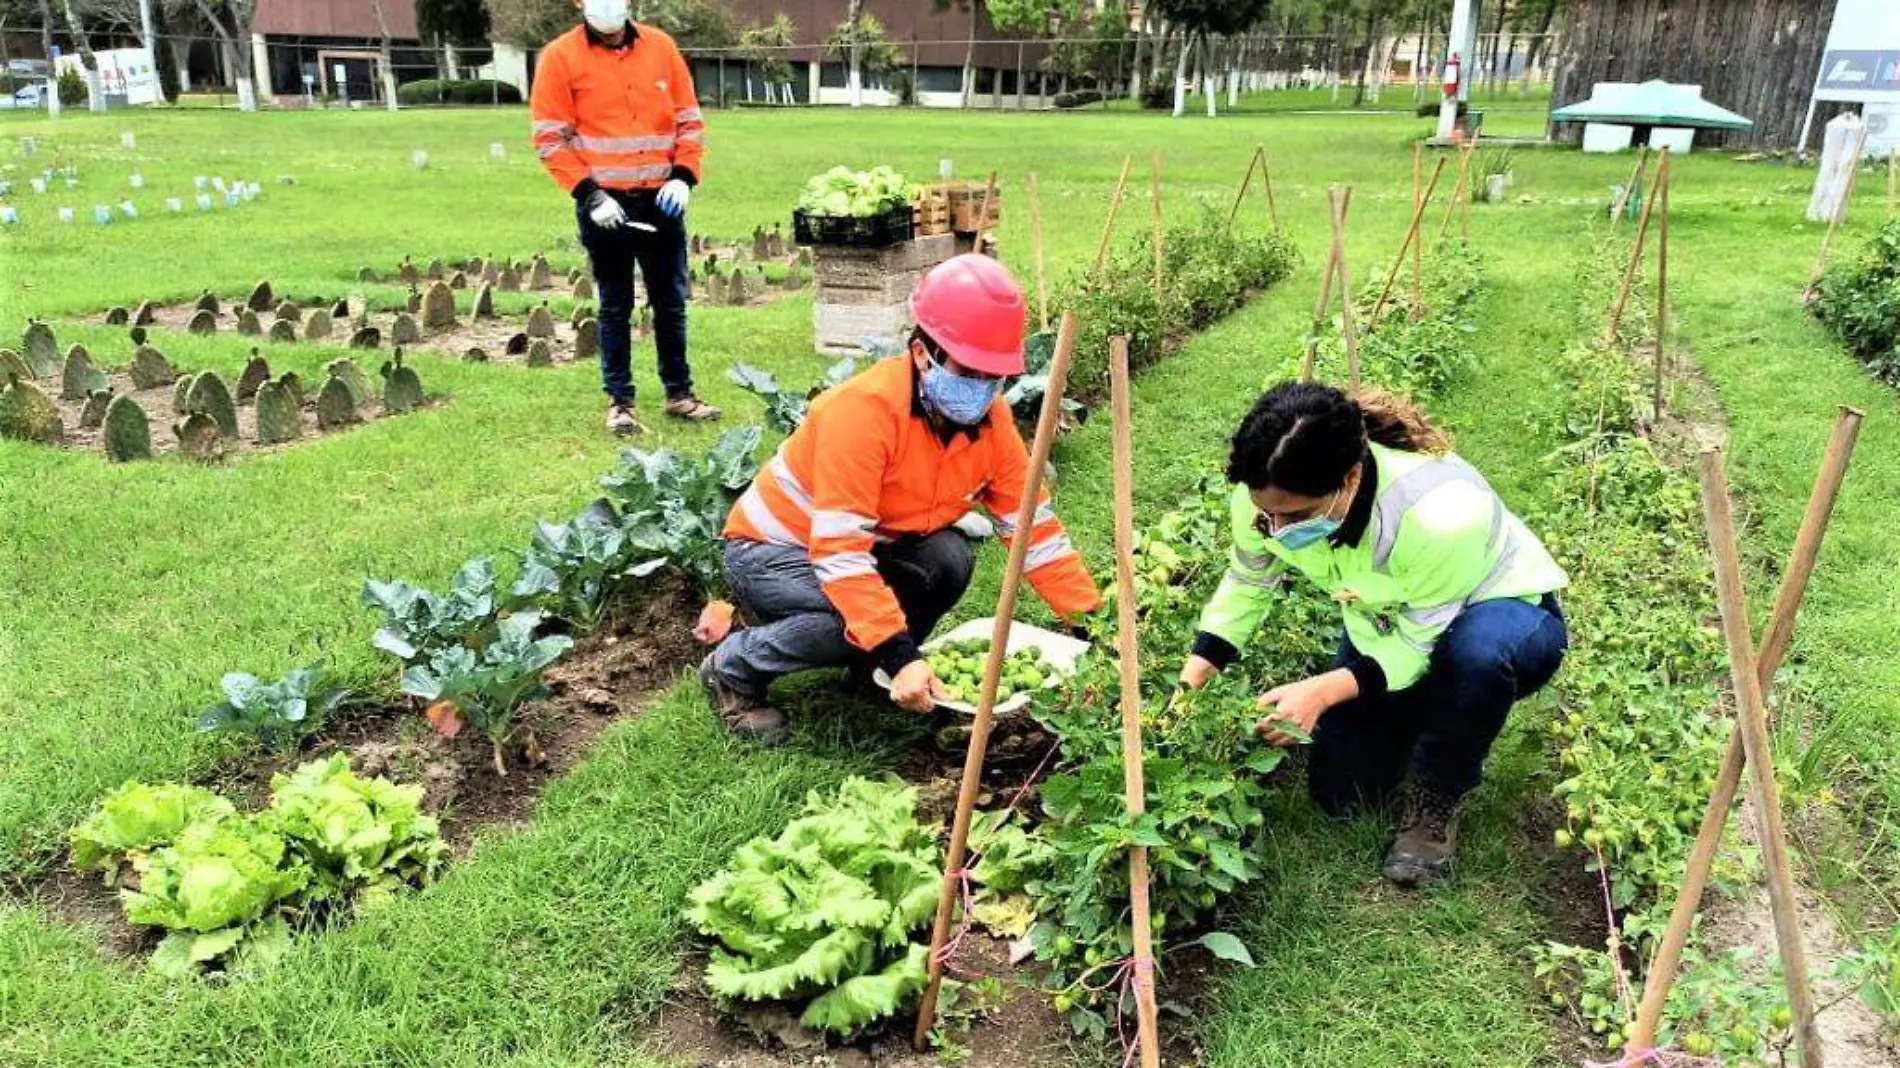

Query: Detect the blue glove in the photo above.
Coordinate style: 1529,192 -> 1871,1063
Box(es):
656,179 -> 690,218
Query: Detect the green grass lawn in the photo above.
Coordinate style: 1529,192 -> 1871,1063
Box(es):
0,102 -> 1890,1066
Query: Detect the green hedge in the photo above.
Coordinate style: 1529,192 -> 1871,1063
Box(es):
1051,89 -> 1105,108
1813,219 -> 1900,384
395,79 -> 522,106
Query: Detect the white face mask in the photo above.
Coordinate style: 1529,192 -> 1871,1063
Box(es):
582,0 -> 630,34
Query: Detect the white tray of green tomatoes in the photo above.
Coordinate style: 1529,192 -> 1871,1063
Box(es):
874,617 -> 1090,715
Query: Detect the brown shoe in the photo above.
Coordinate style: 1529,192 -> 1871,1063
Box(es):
1383,787 -> 1462,887
606,402 -> 644,436
664,394 -> 722,422
699,654 -> 790,745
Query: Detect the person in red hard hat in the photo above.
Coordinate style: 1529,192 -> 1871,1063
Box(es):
700,254 -> 1103,744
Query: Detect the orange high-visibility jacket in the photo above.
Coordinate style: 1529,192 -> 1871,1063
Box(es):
725,357 -> 1101,665
529,23 -> 705,194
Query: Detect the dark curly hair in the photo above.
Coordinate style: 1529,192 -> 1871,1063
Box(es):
1226,381 -> 1451,494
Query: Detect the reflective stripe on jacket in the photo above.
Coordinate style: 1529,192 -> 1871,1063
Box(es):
1198,442 -> 1567,691
529,24 -> 706,193
724,357 -> 1101,653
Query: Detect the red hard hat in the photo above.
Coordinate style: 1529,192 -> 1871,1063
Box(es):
909,254 -> 1027,376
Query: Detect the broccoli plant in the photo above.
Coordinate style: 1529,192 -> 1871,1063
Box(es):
196,663 -> 352,752
399,609 -> 573,774
727,358 -> 857,433
686,777 -> 941,1035
361,555 -> 502,664
511,509 -> 664,629
1004,330 -> 1089,431
596,425 -> 763,596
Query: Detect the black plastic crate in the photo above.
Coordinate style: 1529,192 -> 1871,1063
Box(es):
793,204 -> 915,249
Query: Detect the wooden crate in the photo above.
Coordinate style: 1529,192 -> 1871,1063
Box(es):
913,186 -> 953,236
946,182 -> 1002,232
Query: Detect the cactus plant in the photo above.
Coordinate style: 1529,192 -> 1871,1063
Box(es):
186,371 -> 239,439
104,307 -> 130,326
278,371 -> 306,410
173,412 -> 224,461
330,298 -> 350,320
132,300 -> 157,327
0,349 -> 31,383
358,266 -> 379,283
574,318 -> 600,361
391,313 -> 420,345
193,290 -> 220,315
254,380 -> 303,444
0,375 -> 64,443
21,320 -> 58,379
60,345 -> 107,401
171,374 -> 195,416
505,333 -> 529,356
324,359 -> 372,407
303,309 -> 333,341
380,352 -> 425,414
315,375 -> 360,429
187,309 -> 217,335
426,257 -> 445,280
463,348 -> 489,363
236,353 -> 272,402
268,319 -> 298,344
130,345 -> 175,390
527,339 -> 554,367
499,266 -> 522,293
247,280 -> 274,312
349,327 -> 381,350
529,254 -> 552,290
398,256 -> 419,285
526,304 -> 555,339
450,271 -> 469,290
79,389 -> 114,429
274,301 -> 302,325
422,281 -> 456,331
473,283 -> 496,319
573,275 -> 595,301
236,309 -> 262,336
101,394 -> 151,461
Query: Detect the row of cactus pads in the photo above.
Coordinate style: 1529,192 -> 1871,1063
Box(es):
0,322 -> 425,461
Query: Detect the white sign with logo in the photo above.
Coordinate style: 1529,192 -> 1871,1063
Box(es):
1816,0 -> 1900,104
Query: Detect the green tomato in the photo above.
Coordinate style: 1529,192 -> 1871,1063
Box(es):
1770,1007 -> 1792,1030
1054,935 -> 1075,956
1053,993 -> 1074,1013
1085,946 -> 1104,967
1683,1033 -> 1715,1057
1554,829 -> 1575,848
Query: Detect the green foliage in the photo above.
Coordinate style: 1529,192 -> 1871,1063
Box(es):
69,782 -> 236,878
196,664 -> 352,752
394,79 -> 522,106
264,754 -> 447,911
399,610 -> 574,748
362,556 -> 502,664
510,509 -> 662,628
739,14 -> 798,87
686,777 -> 941,1035
727,357 -> 856,432
1057,213 -> 1298,401
823,14 -> 905,76
56,66 -> 86,108
797,165 -> 911,219
121,815 -> 305,977
1813,219 -> 1900,385
595,425 -> 764,595
1004,330 -> 1089,430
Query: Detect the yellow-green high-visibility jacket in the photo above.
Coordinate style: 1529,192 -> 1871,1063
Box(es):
1197,443 -> 1568,692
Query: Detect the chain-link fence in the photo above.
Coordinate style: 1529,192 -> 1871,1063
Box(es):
0,26 -> 1557,115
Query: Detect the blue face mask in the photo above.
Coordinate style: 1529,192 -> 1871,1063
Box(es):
921,361 -> 1002,426
1268,488 -> 1344,551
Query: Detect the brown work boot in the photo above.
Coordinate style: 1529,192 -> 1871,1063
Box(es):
606,401 -> 644,437
1383,787 -> 1462,887
664,394 -> 722,422
699,654 -> 790,745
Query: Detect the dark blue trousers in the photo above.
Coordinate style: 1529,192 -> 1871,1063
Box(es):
1310,594 -> 1568,813
575,189 -> 693,405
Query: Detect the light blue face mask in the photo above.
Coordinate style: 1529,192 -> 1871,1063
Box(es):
921,361 -> 1002,426
1269,488 -> 1344,551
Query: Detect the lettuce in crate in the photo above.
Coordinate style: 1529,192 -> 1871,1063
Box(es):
685,777 -> 941,1035
797,165 -> 912,219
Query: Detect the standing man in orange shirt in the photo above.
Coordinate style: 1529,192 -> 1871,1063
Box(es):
532,0 -> 721,435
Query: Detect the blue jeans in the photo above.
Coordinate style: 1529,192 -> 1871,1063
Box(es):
575,189 -> 692,405
711,531 -> 976,701
1309,594 -> 1567,813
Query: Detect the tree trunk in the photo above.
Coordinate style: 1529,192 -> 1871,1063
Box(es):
1150,22 -> 1166,84
368,0 -> 398,110
170,37 -> 192,94
1203,34 -> 1216,117
1522,2 -> 1558,90
845,0 -> 864,107
1129,13 -> 1146,100
1015,40 -> 1024,110
1227,37 -> 1242,107
1350,13 -> 1375,108
1170,30 -> 1190,116
960,3 -> 977,107
60,0 -> 106,111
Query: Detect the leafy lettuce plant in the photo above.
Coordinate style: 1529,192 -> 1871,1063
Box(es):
264,754 -> 446,911
686,777 -> 942,1035
361,555 -> 502,664
70,782 -> 237,883
400,609 -> 573,771
119,814 -> 308,979
596,425 -> 763,596
196,663 -> 351,752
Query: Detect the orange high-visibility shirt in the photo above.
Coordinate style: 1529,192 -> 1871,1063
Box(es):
529,23 -> 705,194
725,357 -> 1102,665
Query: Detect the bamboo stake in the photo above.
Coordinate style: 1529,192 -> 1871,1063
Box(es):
1328,186 -> 1362,391
1698,449 -> 1828,1068
1459,144 -> 1474,243
1606,148 -> 1667,346
1300,188 -> 1351,382
914,310 -> 1081,1050
1611,145 -> 1651,223
1092,156 -> 1135,281
1258,145 -> 1281,231
1633,409 -> 1862,1054
1370,156 -> 1449,324
1808,126 -> 1871,294
1653,153 -> 1671,423
978,170 -> 1000,252
1411,141 -> 1424,322
1027,171 -> 1049,332
1109,336 -> 1162,1068
1225,148 -> 1259,230
1436,142 -> 1474,243
1150,151 -> 1165,297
